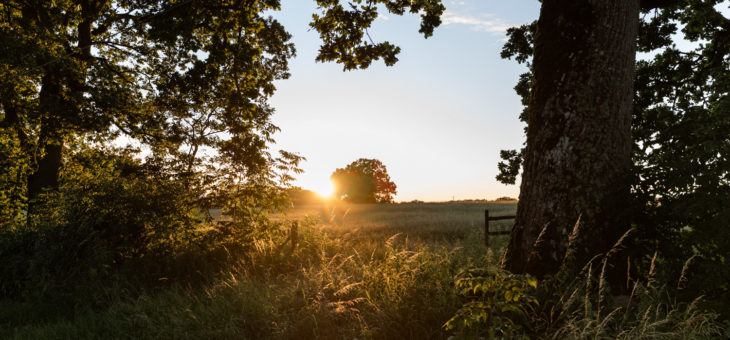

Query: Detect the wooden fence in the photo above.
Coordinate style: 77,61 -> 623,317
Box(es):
484,209 -> 515,247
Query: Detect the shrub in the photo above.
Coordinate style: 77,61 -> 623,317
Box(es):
445,267 -> 538,339
0,146 -> 283,298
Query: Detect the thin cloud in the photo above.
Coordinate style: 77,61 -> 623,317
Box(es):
447,0 -> 467,5
441,10 -> 510,34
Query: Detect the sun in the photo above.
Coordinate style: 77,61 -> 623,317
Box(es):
313,180 -> 335,198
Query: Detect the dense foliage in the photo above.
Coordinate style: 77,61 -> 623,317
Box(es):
498,0 -> 730,313
445,267 -> 538,339
0,0 -> 308,296
631,0 -> 730,308
1,0 -> 300,199
330,158 -> 397,203
310,0 -> 445,70
0,0 -> 440,304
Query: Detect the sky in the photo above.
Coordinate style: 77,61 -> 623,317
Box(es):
267,0 -> 541,202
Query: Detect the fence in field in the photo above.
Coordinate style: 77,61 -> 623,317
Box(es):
484,209 -> 515,247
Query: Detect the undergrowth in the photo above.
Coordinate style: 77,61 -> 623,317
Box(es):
1,215 -> 726,339
538,257 -> 725,339
2,218 -> 487,339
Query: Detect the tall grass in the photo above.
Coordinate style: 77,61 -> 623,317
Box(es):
542,267 -> 724,339
2,202 -> 725,339
4,203 -> 506,339
533,249 -> 725,339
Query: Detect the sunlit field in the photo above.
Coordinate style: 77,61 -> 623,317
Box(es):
4,202 -> 516,339
4,201 -> 722,339
274,201 -> 517,243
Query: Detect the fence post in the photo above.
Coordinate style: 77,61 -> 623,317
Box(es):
484,209 -> 489,247
291,221 -> 298,253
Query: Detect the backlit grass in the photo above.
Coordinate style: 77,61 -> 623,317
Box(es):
5,202 -> 722,339
3,202 -> 512,339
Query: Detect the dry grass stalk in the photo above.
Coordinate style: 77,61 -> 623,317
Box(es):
597,258 -> 608,319
532,222 -> 550,249
328,297 -> 365,315
647,251 -> 658,288
578,253 -> 603,277
597,307 -> 622,337
385,232 -> 403,247
677,255 -> 696,290
554,286 -> 580,323
585,263 -> 593,319
334,281 -> 363,297
626,279 -> 639,311
526,221 -> 551,264
564,214 -> 582,260
605,228 -> 632,259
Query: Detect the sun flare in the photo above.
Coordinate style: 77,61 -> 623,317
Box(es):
313,180 -> 335,198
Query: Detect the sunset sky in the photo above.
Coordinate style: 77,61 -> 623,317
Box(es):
269,0 -> 541,201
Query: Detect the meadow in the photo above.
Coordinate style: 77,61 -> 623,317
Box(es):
272,201 -> 517,244
2,201 -> 723,339
2,202 -> 515,339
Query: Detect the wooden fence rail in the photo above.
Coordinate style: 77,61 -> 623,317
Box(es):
485,209 -> 515,247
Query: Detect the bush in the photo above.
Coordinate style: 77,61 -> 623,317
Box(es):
444,253 -> 727,339
444,267 -> 538,339
0,146 -> 277,298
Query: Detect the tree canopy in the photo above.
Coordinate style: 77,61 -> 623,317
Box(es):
310,0 -> 444,70
331,158 -> 397,203
0,0 -> 440,222
0,0 -> 433,293
0,0 -> 304,222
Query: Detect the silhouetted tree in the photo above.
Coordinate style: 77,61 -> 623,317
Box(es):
0,0 -> 443,220
0,0 -> 300,209
500,0 -> 641,280
331,159 -> 397,203
500,0 -> 730,296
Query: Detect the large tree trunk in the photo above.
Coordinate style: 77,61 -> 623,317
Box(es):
27,71 -> 64,201
27,0 -> 96,201
502,0 -> 639,281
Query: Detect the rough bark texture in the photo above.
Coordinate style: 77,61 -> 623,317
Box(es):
28,71 -> 64,200
502,0 -> 639,280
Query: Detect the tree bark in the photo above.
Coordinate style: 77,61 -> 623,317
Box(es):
27,0 -> 97,201
502,0 -> 639,281
27,72 -> 64,200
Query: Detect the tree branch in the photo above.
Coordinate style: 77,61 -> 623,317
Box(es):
640,0 -> 682,10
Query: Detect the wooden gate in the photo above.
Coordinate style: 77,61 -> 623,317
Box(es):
484,209 -> 514,247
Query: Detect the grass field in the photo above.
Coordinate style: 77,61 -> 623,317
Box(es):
6,201 -> 720,339
274,201 -> 517,245
4,202 -> 517,339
